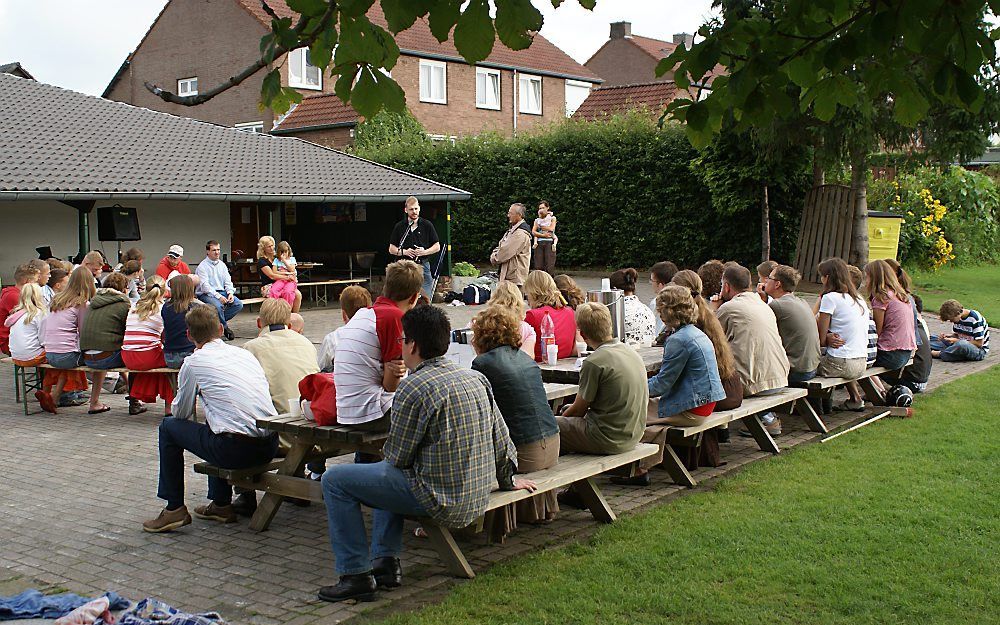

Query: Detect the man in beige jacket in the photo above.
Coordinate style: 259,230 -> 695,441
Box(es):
490,203 -> 532,287
717,262 -> 790,435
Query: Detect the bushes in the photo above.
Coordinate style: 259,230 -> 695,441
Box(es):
869,166 -> 1000,268
364,114 -> 812,270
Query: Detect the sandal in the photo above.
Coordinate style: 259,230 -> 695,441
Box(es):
835,400 -> 866,412
128,400 -> 148,416
88,404 -> 112,414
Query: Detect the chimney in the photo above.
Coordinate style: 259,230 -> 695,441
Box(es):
610,21 -> 632,39
673,32 -> 694,47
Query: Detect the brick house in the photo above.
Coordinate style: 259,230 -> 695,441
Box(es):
104,0 -> 601,148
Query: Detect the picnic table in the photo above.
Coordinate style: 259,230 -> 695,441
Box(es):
539,345 -> 663,384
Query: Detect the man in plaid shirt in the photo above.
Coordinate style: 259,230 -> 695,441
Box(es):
318,305 -> 536,603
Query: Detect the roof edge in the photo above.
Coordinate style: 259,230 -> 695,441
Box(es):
272,120 -> 358,134
0,191 -> 471,202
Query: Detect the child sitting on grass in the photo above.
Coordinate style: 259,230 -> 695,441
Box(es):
933,299 -> 990,362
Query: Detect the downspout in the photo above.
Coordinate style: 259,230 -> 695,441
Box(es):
513,69 -> 518,135
59,200 -> 95,262
445,201 -> 453,276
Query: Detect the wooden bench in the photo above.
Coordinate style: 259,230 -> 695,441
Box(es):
3,357 -> 178,415
540,346 -> 662,384
790,361 -> 913,406
649,387 -> 813,487
241,297 -> 265,310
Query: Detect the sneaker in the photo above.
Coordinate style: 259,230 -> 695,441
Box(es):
556,487 -> 586,510
836,399 -> 866,412
128,399 -> 147,416
142,506 -> 192,533
738,418 -> 782,438
193,502 -> 238,523
58,397 -> 86,407
610,471 -> 651,487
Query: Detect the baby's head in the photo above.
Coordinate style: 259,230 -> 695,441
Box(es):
538,200 -> 550,218
276,241 -> 293,260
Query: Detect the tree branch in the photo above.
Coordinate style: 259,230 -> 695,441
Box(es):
143,1 -> 337,106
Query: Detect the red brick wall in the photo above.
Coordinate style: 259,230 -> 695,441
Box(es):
105,0 -> 277,129
584,39 -> 667,87
283,126 -> 355,149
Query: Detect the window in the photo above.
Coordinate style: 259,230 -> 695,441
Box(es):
476,68 -> 501,110
419,60 -> 447,104
519,74 -> 542,115
428,134 -> 457,145
177,77 -> 198,96
564,79 -> 591,117
288,48 -> 321,89
235,121 -> 264,133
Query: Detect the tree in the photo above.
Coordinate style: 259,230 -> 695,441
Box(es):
144,0 -> 595,118
661,0 -> 999,264
352,108 -> 430,157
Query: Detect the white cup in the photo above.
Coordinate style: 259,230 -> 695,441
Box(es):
287,398 -> 302,417
601,278 -> 611,291
575,341 -> 588,355
546,344 -> 559,366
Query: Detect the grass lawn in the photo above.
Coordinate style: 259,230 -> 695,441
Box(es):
375,366 -> 1000,625
909,264 -> 1000,324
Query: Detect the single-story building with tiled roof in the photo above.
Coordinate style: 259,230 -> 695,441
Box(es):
0,72 -> 468,283
572,81 -> 680,121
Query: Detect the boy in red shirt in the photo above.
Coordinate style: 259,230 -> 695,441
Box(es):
0,263 -> 41,355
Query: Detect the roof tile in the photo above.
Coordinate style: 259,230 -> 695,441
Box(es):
273,93 -> 360,132
572,81 -> 679,121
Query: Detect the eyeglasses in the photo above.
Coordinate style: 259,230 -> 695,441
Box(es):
397,336 -> 413,344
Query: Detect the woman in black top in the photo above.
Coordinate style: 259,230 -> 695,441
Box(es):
471,306 -> 560,533
256,236 -> 302,312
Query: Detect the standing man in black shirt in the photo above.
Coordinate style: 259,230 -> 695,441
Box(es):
388,197 -> 441,300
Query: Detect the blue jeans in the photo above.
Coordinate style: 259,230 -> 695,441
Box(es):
930,336 -> 987,362
163,350 -> 193,370
198,291 -> 243,329
157,417 -> 278,509
83,351 -> 124,369
787,369 -> 817,385
421,261 -> 433,300
875,349 -> 913,370
321,460 -> 427,575
46,351 -> 82,369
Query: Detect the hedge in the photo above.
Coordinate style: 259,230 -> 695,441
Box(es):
361,114 -> 813,270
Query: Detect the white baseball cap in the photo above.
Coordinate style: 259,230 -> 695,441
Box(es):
167,244 -> 184,258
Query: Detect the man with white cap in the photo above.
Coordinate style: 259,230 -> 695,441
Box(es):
155,244 -> 194,283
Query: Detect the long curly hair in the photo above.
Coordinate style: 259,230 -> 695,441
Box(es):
672,269 -> 736,380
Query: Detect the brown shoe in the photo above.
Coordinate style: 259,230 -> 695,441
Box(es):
142,506 -> 192,533
193,502 -> 238,524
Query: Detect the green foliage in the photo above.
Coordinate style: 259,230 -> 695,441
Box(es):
351,108 -> 430,154
869,166 -> 1000,266
365,113 -> 812,269
450,261 -> 480,277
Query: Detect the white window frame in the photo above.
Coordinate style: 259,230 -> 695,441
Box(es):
177,77 -> 198,96
419,59 -> 448,104
518,73 -> 543,115
288,48 -> 322,90
427,133 -> 457,145
564,79 -> 591,117
235,121 -> 265,133
475,67 -> 501,110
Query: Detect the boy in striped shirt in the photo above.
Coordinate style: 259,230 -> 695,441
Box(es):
932,299 -> 990,362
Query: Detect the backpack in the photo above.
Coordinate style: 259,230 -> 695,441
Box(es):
463,284 -> 491,305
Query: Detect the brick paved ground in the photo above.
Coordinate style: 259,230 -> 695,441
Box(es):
1,275 -> 994,624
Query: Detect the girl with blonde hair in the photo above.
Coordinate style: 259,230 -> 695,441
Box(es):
39,267 -> 99,413
123,275 -> 175,414
268,240 -> 299,307
553,274 -> 586,309
256,235 -> 302,311
522,270 -> 578,362
487,280 -> 536,356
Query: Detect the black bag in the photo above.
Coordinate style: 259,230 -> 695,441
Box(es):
463,284 -> 491,305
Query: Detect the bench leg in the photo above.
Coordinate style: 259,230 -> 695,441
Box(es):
743,414 -> 780,454
248,442 -> 311,532
660,445 -> 697,488
857,377 -> 886,406
574,477 -> 616,523
421,522 -> 475,579
794,398 -> 828,433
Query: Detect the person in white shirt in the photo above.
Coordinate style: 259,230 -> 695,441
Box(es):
142,305 -> 278,533
195,240 -> 242,341
317,285 -> 373,372
815,258 -> 871,411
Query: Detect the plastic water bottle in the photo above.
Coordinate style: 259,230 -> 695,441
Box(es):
541,312 -> 556,360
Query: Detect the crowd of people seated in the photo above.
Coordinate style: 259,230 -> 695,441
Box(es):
2,249 -> 989,605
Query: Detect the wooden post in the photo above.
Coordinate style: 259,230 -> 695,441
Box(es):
849,149 -> 870,267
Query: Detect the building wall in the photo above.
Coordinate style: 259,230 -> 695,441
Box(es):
585,39 -> 666,87
283,126 -> 355,150
105,0 -> 283,130
392,55 -> 571,137
0,200 -> 231,283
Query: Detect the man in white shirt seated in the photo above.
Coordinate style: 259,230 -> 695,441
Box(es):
195,240 -> 242,341
142,305 -> 279,533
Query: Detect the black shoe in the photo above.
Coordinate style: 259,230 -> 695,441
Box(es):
317,573 -> 377,603
371,557 -> 402,589
556,487 -> 586,510
821,396 -> 833,415
716,426 -> 731,444
232,492 -> 257,517
610,472 -> 651,487
223,328 -> 235,341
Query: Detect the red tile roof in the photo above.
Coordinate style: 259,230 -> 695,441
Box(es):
572,81 -> 679,121
236,0 -> 601,82
272,92 -> 360,132
623,34 -> 726,85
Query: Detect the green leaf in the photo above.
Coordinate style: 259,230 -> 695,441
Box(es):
261,68 -> 281,105
575,0 -> 597,9
893,79 -> 931,125
685,100 -> 709,131
285,0 -> 330,18
656,46 -> 686,79
309,26 -> 338,69
335,67 -> 356,101
785,57 -> 820,89
453,0 -> 495,63
351,68 -> 383,117
338,0 -> 376,18
428,0 -> 461,42
495,0 -> 543,51
381,0 -> 422,33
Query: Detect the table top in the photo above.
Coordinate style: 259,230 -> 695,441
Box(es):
538,345 -> 662,383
